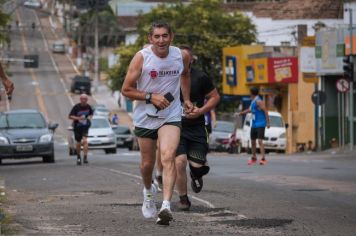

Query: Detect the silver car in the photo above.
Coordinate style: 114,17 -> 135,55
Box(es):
68,116 -> 117,155
93,107 -> 110,118
52,41 -> 65,54
209,121 -> 235,152
0,109 -> 58,164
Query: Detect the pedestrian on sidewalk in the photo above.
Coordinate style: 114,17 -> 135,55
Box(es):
111,113 -> 119,125
175,45 -> 220,211
238,87 -> 270,165
121,21 -> 193,226
68,94 -> 93,165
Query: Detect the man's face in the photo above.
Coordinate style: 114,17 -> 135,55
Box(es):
80,96 -> 88,105
148,27 -> 173,55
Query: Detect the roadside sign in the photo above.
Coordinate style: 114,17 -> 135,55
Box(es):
311,90 -> 326,105
336,78 -> 350,93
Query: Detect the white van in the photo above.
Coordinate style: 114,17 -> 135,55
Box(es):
237,111 -> 287,153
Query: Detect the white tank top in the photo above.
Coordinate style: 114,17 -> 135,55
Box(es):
133,45 -> 184,129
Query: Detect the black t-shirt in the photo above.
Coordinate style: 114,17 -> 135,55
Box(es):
69,103 -> 93,128
181,67 -> 215,127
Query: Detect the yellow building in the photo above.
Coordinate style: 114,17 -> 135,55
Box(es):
222,45 -> 315,153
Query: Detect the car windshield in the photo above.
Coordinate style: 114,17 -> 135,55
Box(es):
95,107 -> 109,113
91,119 -> 110,128
0,113 -> 46,129
213,121 -> 234,133
269,115 -> 284,127
113,126 -> 130,134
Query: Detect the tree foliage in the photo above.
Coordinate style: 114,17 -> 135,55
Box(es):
0,2 -> 10,44
108,0 -> 256,99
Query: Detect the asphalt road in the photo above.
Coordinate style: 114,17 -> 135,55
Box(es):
1,3 -> 356,236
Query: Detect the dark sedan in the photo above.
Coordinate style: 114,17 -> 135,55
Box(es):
0,109 -> 58,164
112,125 -> 135,150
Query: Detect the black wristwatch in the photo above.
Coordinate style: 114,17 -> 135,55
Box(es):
145,92 -> 152,104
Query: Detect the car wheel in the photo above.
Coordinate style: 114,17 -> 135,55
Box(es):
0,159 -> 2,165
43,153 -> 55,163
110,148 -> 117,154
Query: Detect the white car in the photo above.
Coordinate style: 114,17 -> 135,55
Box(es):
52,41 -> 65,53
68,116 -> 117,155
24,0 -> 42,8
94,107 -> 110,118
238,111 -> 287,153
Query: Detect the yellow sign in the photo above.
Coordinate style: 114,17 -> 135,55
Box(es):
302,73 -> 318,83
302,36 -> 315,47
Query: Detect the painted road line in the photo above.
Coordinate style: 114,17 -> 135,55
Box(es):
16,10 -> 49,119
34,11 -> 74,106
106,167 -> 216,209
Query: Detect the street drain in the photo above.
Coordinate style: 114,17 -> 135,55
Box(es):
322,167 -> 337,170
217,218 -> 293,228
293,188 -> 328,192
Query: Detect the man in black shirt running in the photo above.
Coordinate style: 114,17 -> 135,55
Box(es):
176,45 -> 220,210
69,94 -> 93,165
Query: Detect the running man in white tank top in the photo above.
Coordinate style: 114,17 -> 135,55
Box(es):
122,21 -> 193,226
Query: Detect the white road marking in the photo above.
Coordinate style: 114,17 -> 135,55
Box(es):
34,10 -> 74,106
106,168 -> 216,209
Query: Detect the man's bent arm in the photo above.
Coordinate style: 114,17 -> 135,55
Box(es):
180,50 -> 191,104
121,53 -> 145,101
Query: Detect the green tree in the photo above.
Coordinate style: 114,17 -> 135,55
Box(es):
0,2 -> 10,44
108,0 -> 256,109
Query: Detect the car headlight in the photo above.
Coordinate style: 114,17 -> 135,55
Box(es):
0,136 -> 9,144
39,134 -> 53,143
279,132 -> 286,138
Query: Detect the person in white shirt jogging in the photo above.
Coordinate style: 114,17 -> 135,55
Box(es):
122,21 -> 193,226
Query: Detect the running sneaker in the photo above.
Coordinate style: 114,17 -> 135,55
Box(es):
190,171 -> 203,193
259,158 -> 267,165
76,155 -> 81,166
178,195 -> 191,211
141,185 -> 157,219
247,157 -> 257,165
156,207 -> 173,226
83,156 -> 88,164
153,175 -> 163,191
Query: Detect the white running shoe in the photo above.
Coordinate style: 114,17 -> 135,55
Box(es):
156,207 -> 173,226
141,184 -> 157,219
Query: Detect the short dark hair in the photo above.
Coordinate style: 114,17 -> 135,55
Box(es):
250,87 -> 259,96
148,21 -> 172,36
179,44 -> 192,52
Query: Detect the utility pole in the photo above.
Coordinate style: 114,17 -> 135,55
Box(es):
348,9 -> 354,151
94,7 -> 99,92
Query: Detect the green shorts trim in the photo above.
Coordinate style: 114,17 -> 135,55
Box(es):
134,122 -> 181,140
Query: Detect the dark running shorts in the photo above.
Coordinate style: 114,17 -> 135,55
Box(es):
176,125 -> 209,165
74,126 -> 89,142
250,127 -> 265,140
134,122 -> 181,140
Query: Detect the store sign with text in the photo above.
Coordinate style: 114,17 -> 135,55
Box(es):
267,57 -> 298,83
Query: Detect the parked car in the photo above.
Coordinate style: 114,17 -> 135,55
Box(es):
0,109 -> 58,164
238,111 -> 288,153
112,125 -> 135,150
24,0 -> 42,8
70,75 -> 91,95
52,40 -> 65,54
68,116 -> 117,155
209,121 -> 236,152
